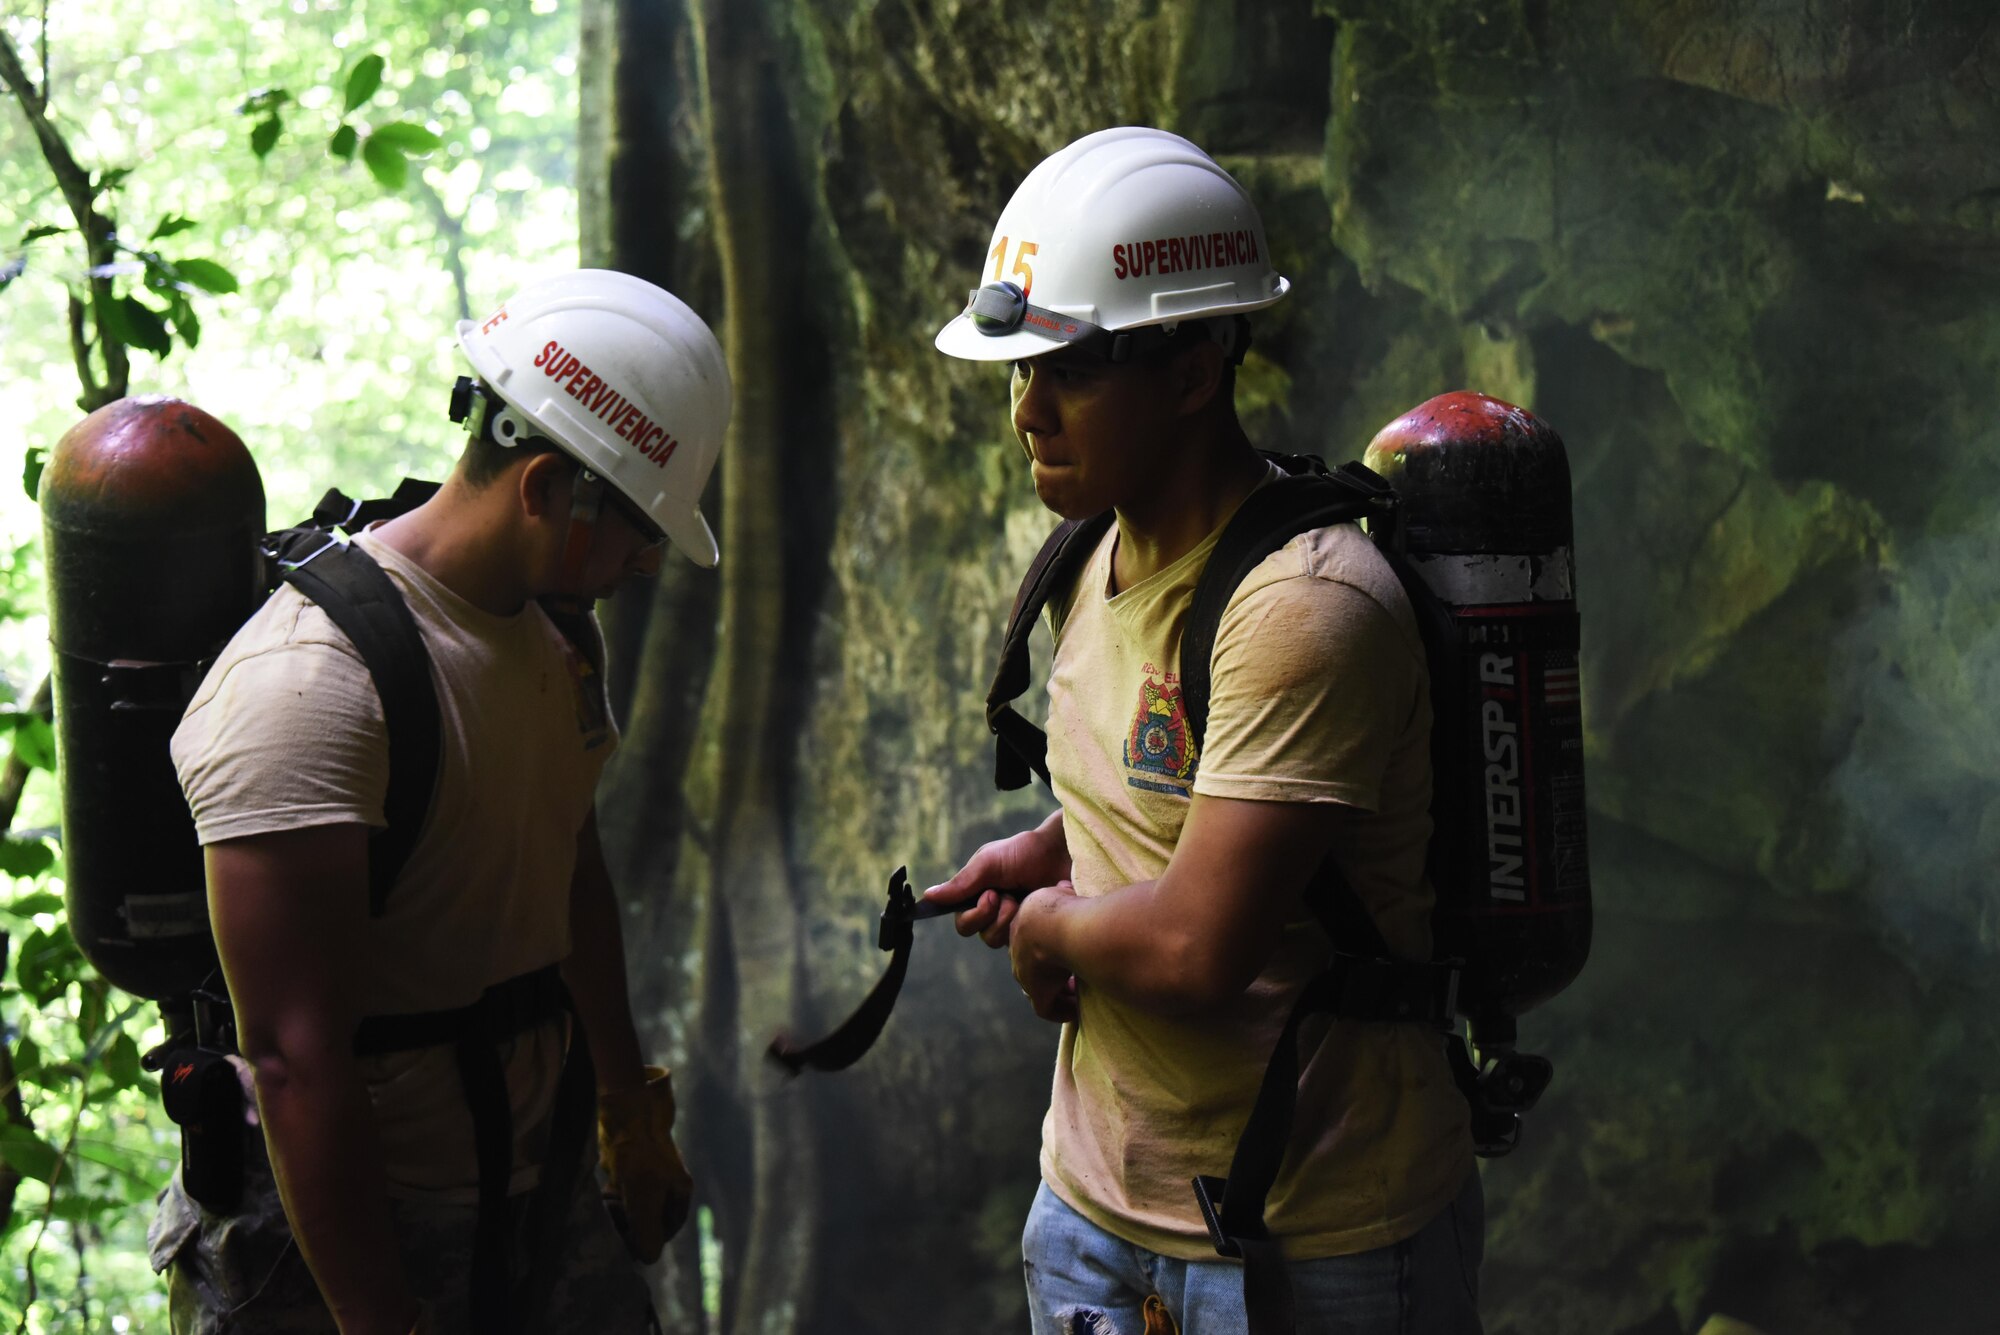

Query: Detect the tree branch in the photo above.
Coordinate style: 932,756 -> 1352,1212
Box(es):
0,27 -> 128,408
0,676 -> 52,833
412,172 -> 472,323
0,931 -> 23,1234
64,291 -> 102,409
0,675 -> 53,1237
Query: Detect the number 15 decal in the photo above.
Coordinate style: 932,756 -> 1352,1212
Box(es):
989,236 -> 1039,294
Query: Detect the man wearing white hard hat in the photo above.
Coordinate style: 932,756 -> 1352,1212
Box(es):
162,269 -> 725,1333
922,129 -> 1483,1333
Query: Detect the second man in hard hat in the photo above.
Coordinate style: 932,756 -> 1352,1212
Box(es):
924,128 -> 1484,1333
161,269 -> 721,1332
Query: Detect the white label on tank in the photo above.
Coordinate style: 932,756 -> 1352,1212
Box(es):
122,893 -> 210,939
1410,549 -> 1573,603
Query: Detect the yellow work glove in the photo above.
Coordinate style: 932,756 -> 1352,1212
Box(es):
597,1065 -> 695,1263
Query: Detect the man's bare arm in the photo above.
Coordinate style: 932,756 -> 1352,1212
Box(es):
206,826 -> 423,1335
561,810 -> 645,1097
1008,795 -> 1339,1018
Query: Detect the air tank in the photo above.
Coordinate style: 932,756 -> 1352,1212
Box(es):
41,396 -> 265,999
1364,390 -> 1591,1048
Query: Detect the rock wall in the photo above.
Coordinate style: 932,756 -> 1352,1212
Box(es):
588,2 -> 2000,1330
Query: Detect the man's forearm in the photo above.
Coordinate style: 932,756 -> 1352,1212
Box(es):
1025,877 -> 1224,1013
563,844 -> 645,1096
248,1041 -> 419,1334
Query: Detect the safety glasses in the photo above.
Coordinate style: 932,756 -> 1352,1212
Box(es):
599,480 -> 668,550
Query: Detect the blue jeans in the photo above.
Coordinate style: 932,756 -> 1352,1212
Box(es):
1022,1172 -> 1484,1335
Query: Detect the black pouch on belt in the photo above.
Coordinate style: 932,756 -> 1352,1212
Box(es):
158,1046 -> 245,1213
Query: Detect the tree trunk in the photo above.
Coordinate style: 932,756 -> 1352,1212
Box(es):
586,3 -> 2000,1334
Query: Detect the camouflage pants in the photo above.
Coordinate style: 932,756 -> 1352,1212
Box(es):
148,1126 -> 658,1334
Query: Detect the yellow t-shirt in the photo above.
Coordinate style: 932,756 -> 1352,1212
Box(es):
171,530 -> 615,1200
1039,502 -> 1472,1260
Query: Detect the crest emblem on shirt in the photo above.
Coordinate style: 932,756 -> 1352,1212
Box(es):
1125,666 -> 1197,795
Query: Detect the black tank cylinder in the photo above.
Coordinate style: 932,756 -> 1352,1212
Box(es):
41,396 -> 265,999
1364,391 -> 1590,1031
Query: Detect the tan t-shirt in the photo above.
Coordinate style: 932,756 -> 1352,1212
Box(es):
1039,500 -> 1472,1260
171,530 -> 615,1200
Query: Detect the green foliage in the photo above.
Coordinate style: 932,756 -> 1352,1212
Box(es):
343,52 -> 387,113
20,447 -> 45,504
0,684 -> 170,1330
0,1 -> 584,1327
362,132 -> 413,190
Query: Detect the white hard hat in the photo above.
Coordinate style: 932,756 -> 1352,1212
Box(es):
934,126 -> 1289,363
458,269 -> 731,567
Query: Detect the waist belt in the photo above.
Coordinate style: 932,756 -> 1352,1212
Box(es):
353,963 -> 595,1335
352,965 -> 570,1054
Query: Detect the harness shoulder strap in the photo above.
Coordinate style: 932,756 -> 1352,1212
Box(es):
268,515 -> 442,916
1175,458 -> 1465,1335
1177,457 -> 1393,754
984,511 -> 1116,791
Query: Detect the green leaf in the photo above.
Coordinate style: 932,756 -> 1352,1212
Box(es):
171,258 -> 239,295
0,1123 -> 60,1185
137,249 -> 173,292
148,214 -> 198,241
360,135 -> 409,190
19,224 -> 64,244
77,983 -> 106,1049
9,714 -> 54,772
105,295 -> 173,357
3,891 -> 63,918
342,54 -> 385,114
238,87 -> 290,116
329,124 -> 358,161
250,114 -> 282,160
0,835 -> 55,880
171,291 -> 202,349
48,1191 -> 127,1221
95,166 -> 132,193
16,924 -> 80,1005
102,1033 -> 142,1091
13,1036 -> 41,1084
22,444 -> 45,502
72,1137 -> 169,1185
366,121 -> 442,154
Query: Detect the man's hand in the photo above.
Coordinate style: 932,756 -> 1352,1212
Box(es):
598,1066 -> 695,1263
1009,881 -> 1082,1023
922,809 -> 1070,947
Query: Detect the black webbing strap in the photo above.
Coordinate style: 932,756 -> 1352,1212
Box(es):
985,512 -> 1115,791
516,1025 -> 598,1331
353,964 -> 574,1335
1177,458 -> 1394,744
309,479 -> 442,532
1170,457 -> 1462,1335
269,517 -> 442,915
767,868 -> 916,1073
1193,947 -> 1459,1335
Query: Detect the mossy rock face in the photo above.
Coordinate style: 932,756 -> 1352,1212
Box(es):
603,2 -> 2000,1330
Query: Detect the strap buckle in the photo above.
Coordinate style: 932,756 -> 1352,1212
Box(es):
1191,1175 -> 1241,1259
1313,953 -> 1462,1029
877,866 -> 914,951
